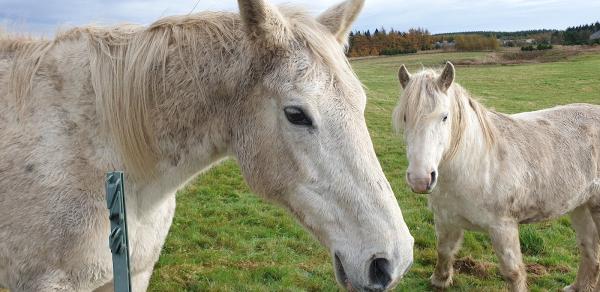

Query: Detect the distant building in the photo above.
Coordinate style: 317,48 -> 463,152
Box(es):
502,39 -> 516,46
591,31 -> 600,40
435,41 -> 456,49
501,38 -> 540,47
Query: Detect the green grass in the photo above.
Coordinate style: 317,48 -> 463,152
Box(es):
149,51 -> 600,291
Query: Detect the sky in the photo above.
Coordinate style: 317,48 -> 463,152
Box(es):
1,0 -> 599,36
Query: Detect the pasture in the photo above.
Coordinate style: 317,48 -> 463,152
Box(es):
148,51 -> 600,291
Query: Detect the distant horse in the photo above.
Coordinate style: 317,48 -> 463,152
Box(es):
0,0 -> 415,291
393,62 -> 600,291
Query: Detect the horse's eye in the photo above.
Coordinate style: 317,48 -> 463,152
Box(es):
442,114 -> 449,122
284,106 -> 313,126
403,114 -> 407,123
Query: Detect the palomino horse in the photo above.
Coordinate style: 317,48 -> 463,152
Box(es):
0,0 -> 415,291
393,62 -> 600,291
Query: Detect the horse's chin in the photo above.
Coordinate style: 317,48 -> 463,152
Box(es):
411,185 -> 435,194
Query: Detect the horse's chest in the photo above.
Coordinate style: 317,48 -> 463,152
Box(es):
125,194 -> 176,274
428,191 -> 498,229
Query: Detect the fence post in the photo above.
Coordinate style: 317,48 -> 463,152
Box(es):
106,171 -> 132,292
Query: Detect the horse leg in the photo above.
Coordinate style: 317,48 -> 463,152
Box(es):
91,269 -> 153,292
564,206 -> 599,292
9,270 -> 78,292
430,220 -> 464,289
93,282 -> 113,292
488,223 -> 527,292
131,269 -> 153,292
587,196 -> 600,290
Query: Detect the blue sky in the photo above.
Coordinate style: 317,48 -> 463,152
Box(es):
1,0 -> 599,36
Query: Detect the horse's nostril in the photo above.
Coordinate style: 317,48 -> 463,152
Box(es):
334,253 -> 349,288
430,171 -> 437,185
369,257 -> 392,289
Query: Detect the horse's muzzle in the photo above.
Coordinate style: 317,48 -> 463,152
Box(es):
407,170 -> 437,194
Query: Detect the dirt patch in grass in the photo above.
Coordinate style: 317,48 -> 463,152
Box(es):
547,264 -> 572,274
452,50 -> 572,65
451,46 -> 600,66
453,259 -> 547,279
453,257 -> 493,278
235,260 -> 273,269
526,263 -> 548,276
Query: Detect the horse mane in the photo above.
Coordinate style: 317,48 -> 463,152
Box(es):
394,68 -> 496,160
450,84 -> 497,156
2,7 -> 357,179
1,31 -> 54,111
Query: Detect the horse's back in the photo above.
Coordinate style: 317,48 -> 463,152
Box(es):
511,103 -> 600,157
485,103 -> 600,218
512,102 -> 600,169
512,103 -> 600,121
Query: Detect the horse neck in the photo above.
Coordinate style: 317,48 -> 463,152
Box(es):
439,90 -> 495,177
140,29 -> 255,187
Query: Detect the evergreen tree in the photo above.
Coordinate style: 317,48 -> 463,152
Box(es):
346,20 -> 599,58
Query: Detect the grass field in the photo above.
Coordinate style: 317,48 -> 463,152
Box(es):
148,51 -> 600,291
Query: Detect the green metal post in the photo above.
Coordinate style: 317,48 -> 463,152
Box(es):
105,171 -> 132,292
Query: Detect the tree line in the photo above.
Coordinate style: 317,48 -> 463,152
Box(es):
347,21 -> 600,57
347,28 -> 498,57
437,29 -> 556,39
561,22 -> 600,45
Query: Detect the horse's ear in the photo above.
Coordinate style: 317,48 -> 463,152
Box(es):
237,0 -> 290,49
438,61 -> 455,92
317,0 -> 365,45
398,65 -> 411,89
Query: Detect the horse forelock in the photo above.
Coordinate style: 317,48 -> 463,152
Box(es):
395,70 -> 441,130
279,6 -> 364,109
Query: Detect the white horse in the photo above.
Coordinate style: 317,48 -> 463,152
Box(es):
0,0 -> 415,291
393,62 -> 600,291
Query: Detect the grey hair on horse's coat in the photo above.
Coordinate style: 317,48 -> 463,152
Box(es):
394,62 -> 600,291
0,1 -> 414,291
